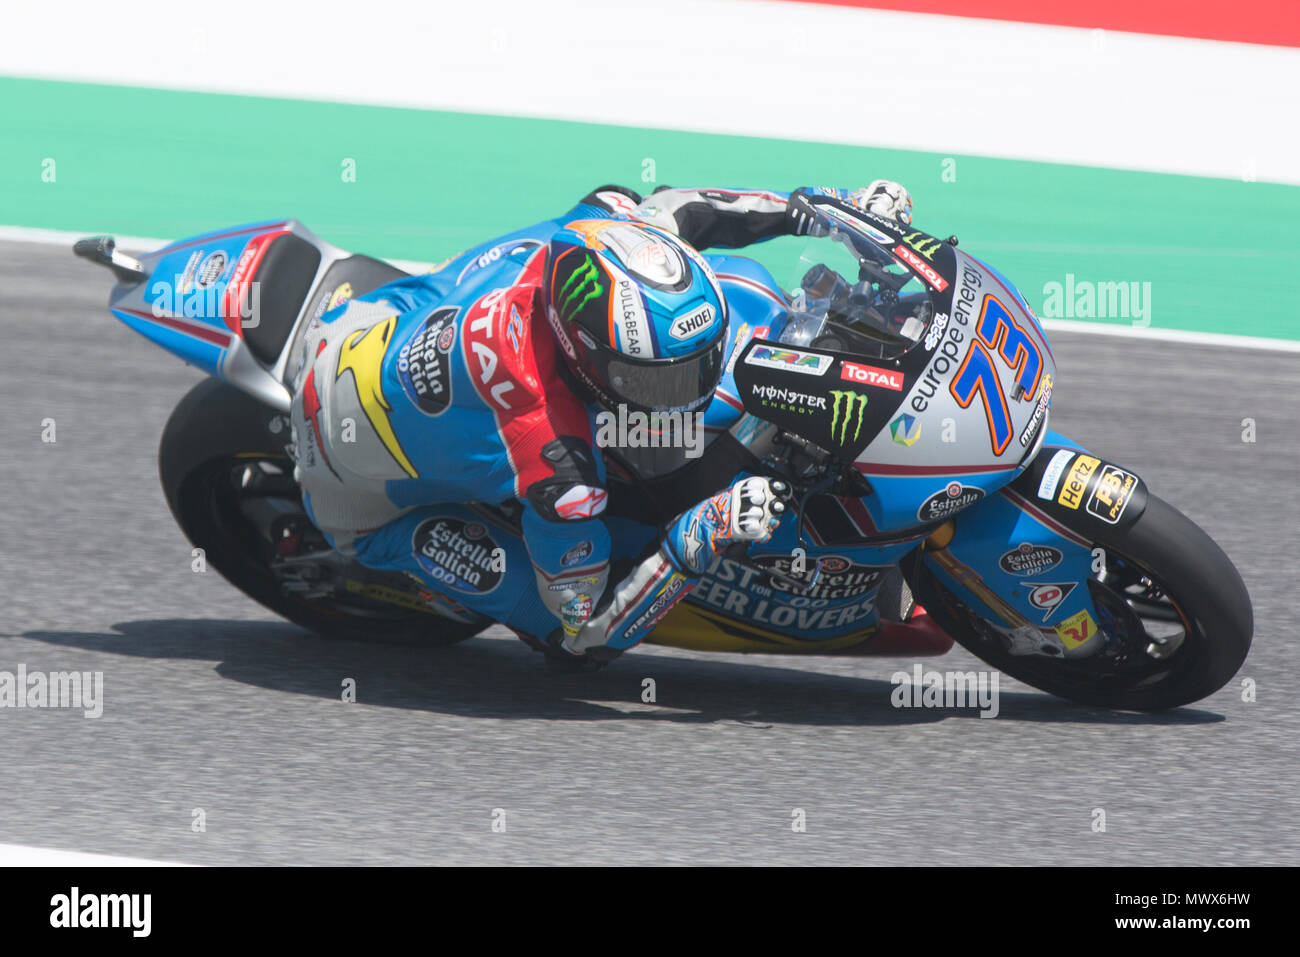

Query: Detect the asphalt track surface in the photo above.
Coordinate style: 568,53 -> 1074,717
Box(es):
1,238 -> 1297,866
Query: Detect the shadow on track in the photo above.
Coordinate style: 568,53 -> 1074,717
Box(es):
20,618 -> 1225,727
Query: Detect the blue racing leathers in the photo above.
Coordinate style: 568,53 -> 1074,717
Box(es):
286,184 -> 887,656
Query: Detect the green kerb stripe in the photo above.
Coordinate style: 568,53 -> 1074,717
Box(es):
2,76 -> 1297,340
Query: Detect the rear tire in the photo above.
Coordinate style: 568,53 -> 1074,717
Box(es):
917,494 -> 1252,710
159,379 -> 485,646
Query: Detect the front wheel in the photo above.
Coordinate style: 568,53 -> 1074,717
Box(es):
917,494 -> 1253,710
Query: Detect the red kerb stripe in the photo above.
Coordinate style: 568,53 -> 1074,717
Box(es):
789,0 -> 1300,49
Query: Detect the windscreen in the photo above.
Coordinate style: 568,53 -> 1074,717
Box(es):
778,201 -> 941,361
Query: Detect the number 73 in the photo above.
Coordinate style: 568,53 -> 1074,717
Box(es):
950,295 -> 1044,455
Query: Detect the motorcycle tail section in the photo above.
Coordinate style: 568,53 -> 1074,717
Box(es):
79,220 -> 340,411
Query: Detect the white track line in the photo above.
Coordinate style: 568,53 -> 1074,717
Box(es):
0,224 -> 171,254
0,842 -> 193,866
1037,318 -> 1300,355
3,0 -> 1298,185
0,224 -> 429,277
10,222 -> 1296,355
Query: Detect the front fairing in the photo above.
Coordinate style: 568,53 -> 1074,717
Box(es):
713,198 -> 1056,532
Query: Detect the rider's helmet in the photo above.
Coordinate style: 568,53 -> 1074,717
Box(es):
542,219 -> 728,414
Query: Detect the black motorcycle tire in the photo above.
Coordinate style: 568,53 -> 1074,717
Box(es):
158,378 -> 486,646
915,494 -> 1252,711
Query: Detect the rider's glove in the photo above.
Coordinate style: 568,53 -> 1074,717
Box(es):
849,180 -> 914,225
666,476 -> 791,574
552,476 -> 792,663
787,181 -> 914,236
785,190 -> 827,237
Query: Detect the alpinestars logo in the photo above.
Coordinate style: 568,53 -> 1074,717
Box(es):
559,255 -> 603,322
829,390 -> 868,445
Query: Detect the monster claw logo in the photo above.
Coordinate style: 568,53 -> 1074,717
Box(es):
558,255 -> 603,322
902,230 -> 943,260
336,315 -> 419,478
829,390 -> 869,445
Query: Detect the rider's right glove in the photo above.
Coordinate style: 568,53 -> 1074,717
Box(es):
558,477 -> 790,659
850,180 -> 914,226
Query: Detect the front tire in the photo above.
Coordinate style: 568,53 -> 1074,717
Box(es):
918,494 -> 1252,710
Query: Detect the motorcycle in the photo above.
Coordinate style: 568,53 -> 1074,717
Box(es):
74,193 -> 1252,710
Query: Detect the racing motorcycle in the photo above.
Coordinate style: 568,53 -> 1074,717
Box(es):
74,194 -> 1252,710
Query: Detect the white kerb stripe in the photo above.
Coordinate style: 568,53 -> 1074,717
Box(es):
1,0 -> 1297,184
0,842 -> 194,866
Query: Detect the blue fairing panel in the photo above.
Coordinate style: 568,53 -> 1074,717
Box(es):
924,487 -> 1101,651
107,219 -> 293,378
919,438 -> 1149,658
706,254 -> 789,433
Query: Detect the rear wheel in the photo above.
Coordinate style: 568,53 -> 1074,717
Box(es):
160,380 -> 487,646
917,494 -> 1252,710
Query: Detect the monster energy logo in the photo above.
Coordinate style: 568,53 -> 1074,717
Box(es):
558,256 -> 603,321
829,390 -> 869,445
902,231 -> 943,260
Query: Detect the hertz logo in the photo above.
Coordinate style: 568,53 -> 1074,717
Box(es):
1057,454 -> 1100,510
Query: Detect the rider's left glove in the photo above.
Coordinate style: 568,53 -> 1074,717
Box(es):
665,476 -> 791,575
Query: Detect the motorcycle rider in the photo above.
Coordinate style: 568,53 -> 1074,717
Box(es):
287,180 -> 913,669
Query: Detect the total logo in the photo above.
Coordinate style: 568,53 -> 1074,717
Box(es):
840,360 -> 903,391
893,245 -> 949,292
464,287 -> 522,412
889,413 -> 921,446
